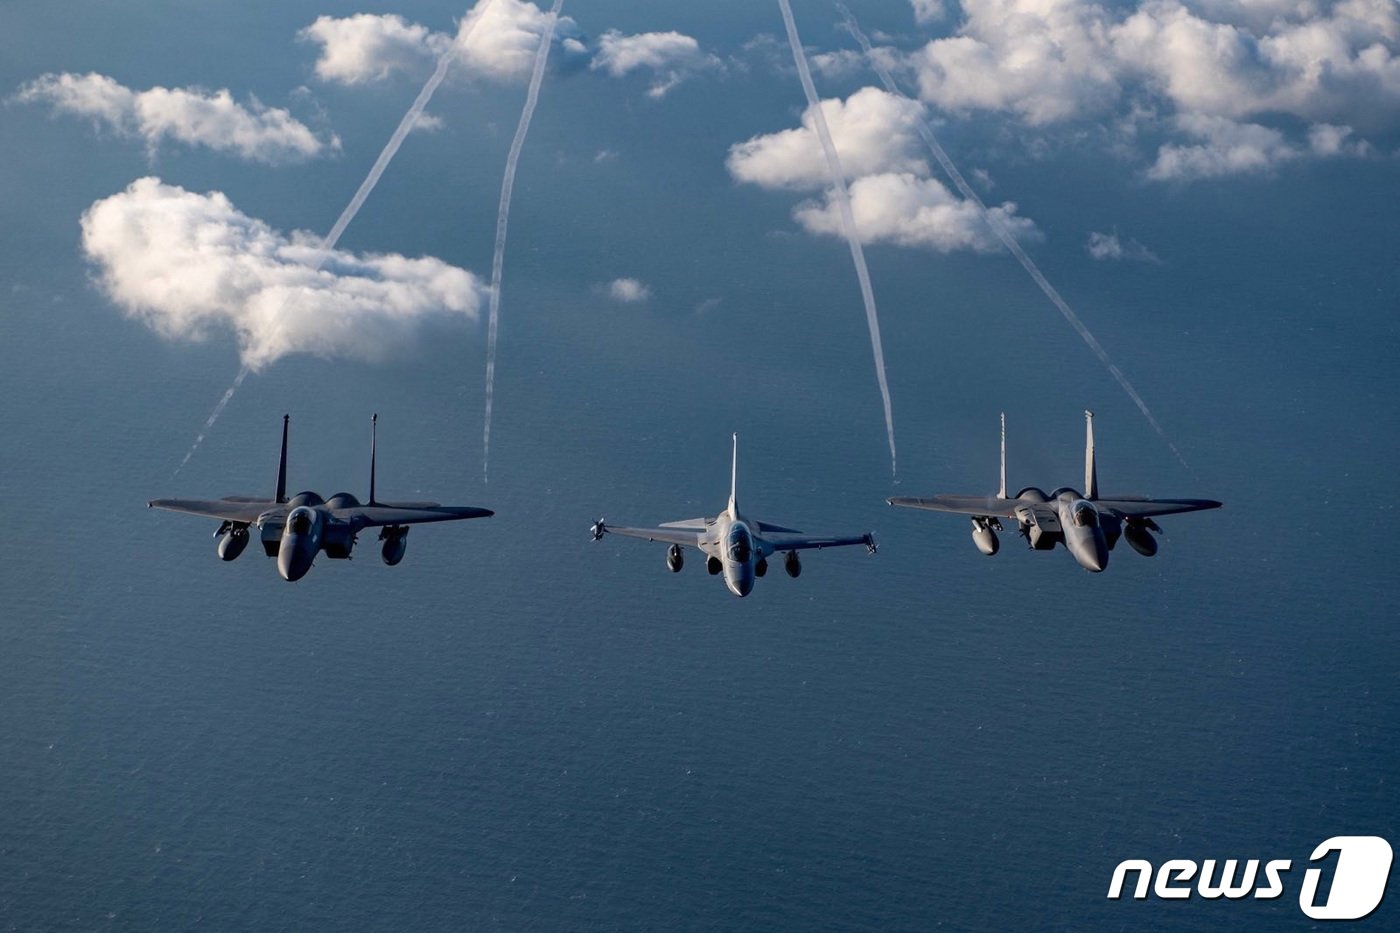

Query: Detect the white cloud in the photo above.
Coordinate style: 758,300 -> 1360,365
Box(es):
607,277 -> 651,302
911,0 -> 1124,125
1086,230 -> 1161,262
81,178 -> 484,370
591,30 -> 720,99
1146,113 -> 1368,179
900,0 -> 1400,178
726,86 -> 930,190
300,14 -> 445,85
810,49 -> 865,80
456,0 -> 581,83
727,87 -> 1036,253
16,72 -> 335,163
299,2 -> 581,87
794,172 -> 1040,253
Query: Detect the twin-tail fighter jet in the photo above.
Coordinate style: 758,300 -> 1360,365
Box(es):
888,411 -> 1220,572
589,434 -> 877,597
149,415 -> 493,581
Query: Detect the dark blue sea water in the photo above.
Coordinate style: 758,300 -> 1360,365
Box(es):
2,2 -> 1397,929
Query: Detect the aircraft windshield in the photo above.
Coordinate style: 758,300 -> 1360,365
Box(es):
727,525 -> 752,563
1071,501 -> 1099,528
287,508 -> 313,535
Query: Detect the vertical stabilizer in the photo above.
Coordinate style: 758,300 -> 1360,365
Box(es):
1084,409 -> 1098,499
998,412 -> 1007,500
728,433 -> 739,518
369,413 -> 379,505
275,414 -> 289,504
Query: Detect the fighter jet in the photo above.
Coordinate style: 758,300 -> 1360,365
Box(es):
149,415 -> 492,581
888,411 -> 1220,572
589,434 -> 876,597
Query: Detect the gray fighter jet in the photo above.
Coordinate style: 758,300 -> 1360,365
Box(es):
149,415 -> 492,581
888,411 -> 1220,572
589,434 -> 876,597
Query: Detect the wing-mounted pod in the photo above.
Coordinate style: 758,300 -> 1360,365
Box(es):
970,516 -> 1002,555
380,525 -> 409,565
215,521 -> 250,560
1124,517 -> 1161,556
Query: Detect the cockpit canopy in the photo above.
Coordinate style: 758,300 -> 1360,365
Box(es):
286,507 -> 316,536
1070,500 -> 1099,528
727,524 -> 753,563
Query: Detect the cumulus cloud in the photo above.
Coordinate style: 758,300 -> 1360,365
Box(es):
591,29 -> 720,98
795,173 -> 1040,253
1086,230 -> 1161,262
728,87 -> 1037,253
726,86 -> 930,189
607,277 -> 651,302
300,13 -> 446,84
900,0 -> 1400,179
1146,113 -> 1370,179
300,1 -> 582,86
15,72 -> 335,163
81,178 -> 485,370
456,0 -> 581,82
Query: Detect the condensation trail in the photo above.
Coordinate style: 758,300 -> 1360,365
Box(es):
837,4 -> 1189,471
776,0 -> 897,479
175,2 -> 498,477
481,0 -> 564,485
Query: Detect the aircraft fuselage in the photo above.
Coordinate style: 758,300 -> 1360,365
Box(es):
1052,490 -> 1109,573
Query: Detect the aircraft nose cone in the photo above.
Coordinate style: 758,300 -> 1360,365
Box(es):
1084,547 -> 1107,573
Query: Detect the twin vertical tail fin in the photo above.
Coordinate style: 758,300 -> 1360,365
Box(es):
275,414 -> 289,504
369,413 -> 379,505
1085,409 -> 1098,500
998,412 -> 1007,500
728,432 -> 739,519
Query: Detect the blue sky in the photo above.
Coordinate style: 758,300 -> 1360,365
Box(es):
2,1 -> 1398,928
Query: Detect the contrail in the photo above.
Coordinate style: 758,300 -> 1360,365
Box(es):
836,4 -> 1189,471
175,1 -> 497,477
777,0 -> 897,479
481,0 -> 564,485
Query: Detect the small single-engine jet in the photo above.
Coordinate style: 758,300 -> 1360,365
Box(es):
589,434 -> 877,597
149,415 -> 493,581
888,411 -> 1220,573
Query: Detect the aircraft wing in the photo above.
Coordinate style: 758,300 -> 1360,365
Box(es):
596,523 -> 708,548
887,495 -> 1020,518
148,498 -> 279,524
764,532 -> 876,552
1095,497 -> 1223,518
338,504 -> 494,528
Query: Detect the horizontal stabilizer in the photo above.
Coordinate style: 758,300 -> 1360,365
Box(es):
659,518 -> 711,529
